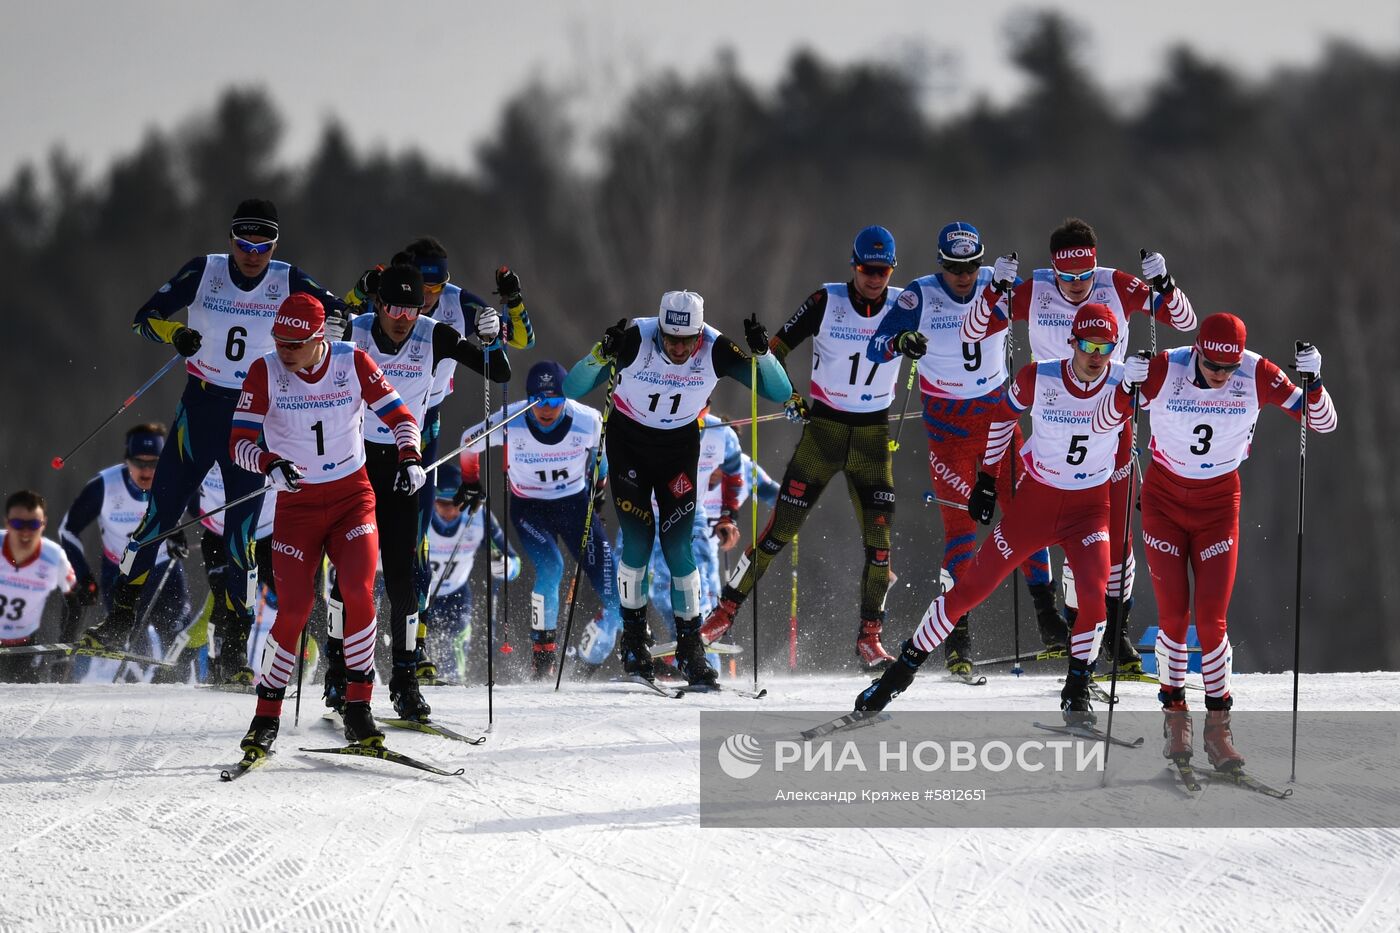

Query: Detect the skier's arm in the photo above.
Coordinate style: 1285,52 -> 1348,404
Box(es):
981,364 -> 1035,475
488,267 -> 536,350
355,349 -> 423,460
57,477 -> 104,586
754,463 -> 780,507
868,285 -> 920,363
564,325 -> 641,400
1257,354 -> 1338,433
771,290 -> 829,364
1114,269 -> 1195,333
432,321 -> 511,383
960,278 -> 1027,343
713,335 -> 793,403
230,358 -> 278,473
131,256 -> 207,345
1093,353 -> 1169,431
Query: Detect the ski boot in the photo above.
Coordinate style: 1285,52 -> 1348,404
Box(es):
1099,596 -> 1142,675
699,590 -> 741,645
1060,656 -> 1097,726
323,638 -> 346,713
414,643 -> 439,685
341,701 -> 385,748
618,608 -> 656,682
1028,582 -> 1069,651
855,640 -> 927,712
1203,696 -> 1245,772
77,580 -> 140,652
1160,686 -> 1193,763
389,654 -> 432,722
530,631 -> 558,681
240,714 -> 280,761
675,617 -> 718,687
855,617 -> 896,671
943,614 -> 973,677
220,615 -> 256,685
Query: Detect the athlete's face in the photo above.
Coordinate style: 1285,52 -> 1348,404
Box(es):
530,397 -> 566,427
1198,355 -> 1236,390
852,262 -> 893,302
434,499 -> 461,522
1054,268 -> 1096,304
661,333 -> 699,364
376,302 -> 418,343
940,261 -> 980,299
5,506 -> 44,556
1070,342 -> 1111,383
275,336 -> 324,372
229,234 -> 276,278
125,456 -> 160,492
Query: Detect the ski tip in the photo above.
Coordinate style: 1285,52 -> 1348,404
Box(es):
219,770 -> 235,781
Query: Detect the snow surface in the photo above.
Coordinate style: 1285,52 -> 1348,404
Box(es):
3,671 -> 1399,933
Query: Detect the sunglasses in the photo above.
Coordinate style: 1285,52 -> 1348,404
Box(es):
855,263 -> 893,277
7,517 -> 42,531
422,280 -> 448,296
383,304 -> 421,320
232,236 -> 278,256
126,457 -> 160,470
1054,267 -> 1096,283
531,396 -> 567,410
941,261 -> 980,276
1074,337 -> 1116,355
1199,356 -> 1241,375
274,337 -> 317,351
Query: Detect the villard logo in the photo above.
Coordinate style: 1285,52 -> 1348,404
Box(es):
717,733 -> 763,780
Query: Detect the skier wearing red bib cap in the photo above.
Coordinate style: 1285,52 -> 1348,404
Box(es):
228,292 -> 425,761
1093,313 -> 1337,771
855,305 -> 1128,724
961,217 -> 1198,675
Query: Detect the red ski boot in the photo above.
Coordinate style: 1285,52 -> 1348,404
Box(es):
699,594 -> 741,645
855,618 -> 895,671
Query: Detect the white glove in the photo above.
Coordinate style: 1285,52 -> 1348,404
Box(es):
266,458 -> 303,494
394,460 -> 427,495
1123,352 -> 1152,388
474,305 -> 501,344
491,550 -> 521,581
991,253 -> 1019,292
1295,342 -> 1321,379
1141,251 -> 1168,284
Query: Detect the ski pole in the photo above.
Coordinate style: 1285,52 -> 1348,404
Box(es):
750,340 -> 761,694
888,359 -> 918,452
500,380 -> 513,665
426,399 -> 538,473
1006,276 -> 1022,677
293,622 -> 307,728
52,355 -> 182,470
1100,386 -> 1141,782
482,345 -> 496,731
1140,249 -> 1159,355
922,491 -> 970,511
555,368 -> 617,690
427,501 -> 484,610
1290,352 -> 1311,783
789,534 -> 799,671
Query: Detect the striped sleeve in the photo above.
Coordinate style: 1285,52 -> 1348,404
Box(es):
354,348 -> 422,459
1115,270 -> 1196,333
982,365 -> 1034,470
961,282 -> 1024,343
1259,358 -> 1338,433
231,359 -> 275,474
505,299 -> 535,349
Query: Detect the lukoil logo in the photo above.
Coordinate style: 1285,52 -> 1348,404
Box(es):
718,734 -> 764,779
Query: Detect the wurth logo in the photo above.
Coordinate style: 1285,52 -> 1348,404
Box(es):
787,480 -> 807,498
1199,537 -> 1235,562
1144,532 -> 1181,557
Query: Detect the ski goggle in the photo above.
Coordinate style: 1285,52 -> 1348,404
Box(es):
531,396 -> 566,410
126,457 -> 160,471
383,304 -> 421,320
7,517 -> 42,531
941,260 -> 979,276
854,263 -> 893,277
232,236 -> 278,255
1199,355 -> 1241,375
422,279 -> 448,296
1074,337 -> 1116,355
1054,267 -> 1096,283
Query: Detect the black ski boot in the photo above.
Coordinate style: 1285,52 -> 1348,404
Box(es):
943,615 -> 974,676
77,580 -> 140,651
530,631 -> 558,681
240,712 -> 280,760
323,638 -> 346,713
618,607 -> 655,682
341,700 -> 385,747
1028,582 -> 1069,651
389,654 -> 432,722
414,643 -> 439,684
1060,656 -> 1097,726
675,617 -> 718,687
855,640 -> 928,712
1099,596 -> 1142,675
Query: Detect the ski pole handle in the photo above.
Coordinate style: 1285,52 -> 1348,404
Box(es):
52,355 -> 182,470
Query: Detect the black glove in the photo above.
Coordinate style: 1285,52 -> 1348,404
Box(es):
743,314 -> 770,355
356,267 -> 382,301
895,330 -> 928,360
172,326 -> 202,357
165,530 -> 190,561
453,480 -> 485,511
72,575 -> 100,608
598,318 -> 629,361
266,458 -> 303,493
968,471 -> 998,526
494,265 -> 522,306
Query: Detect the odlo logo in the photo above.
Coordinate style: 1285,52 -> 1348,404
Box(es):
718,733 -> 763,780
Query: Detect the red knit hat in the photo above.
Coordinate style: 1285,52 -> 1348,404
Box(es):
1070,303 -> 1118,344
272,293 -> 326,343
1196,313 -> 1247,365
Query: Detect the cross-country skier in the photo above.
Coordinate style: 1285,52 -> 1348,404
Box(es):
459,360 -> 619,679
329,263 -> 509,722
856,305 -> 1127,724
58,424 -> 191,674
867,221 -> 1064,677
1092,313 -> 1337,771
80,199 -> 348,685
700,226 -> 905,669
563,291 -> 791,686
0,491 -> 76,682
960,217 -> 1197,675
229,292 -> 426,759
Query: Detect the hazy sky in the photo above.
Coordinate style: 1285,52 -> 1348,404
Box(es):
3,0 -> 1397,181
